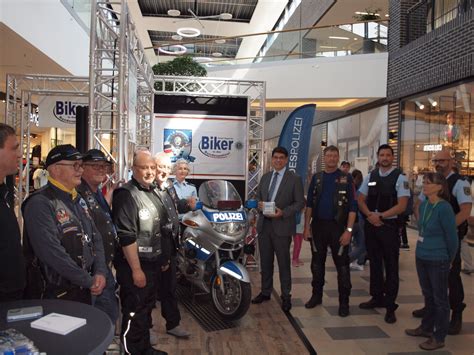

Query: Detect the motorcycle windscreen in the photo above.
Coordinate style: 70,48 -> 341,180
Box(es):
199,180 -> 242,210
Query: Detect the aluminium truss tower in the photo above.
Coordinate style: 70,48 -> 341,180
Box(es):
89,0 -> 154,180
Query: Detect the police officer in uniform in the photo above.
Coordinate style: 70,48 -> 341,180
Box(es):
23,144 -> 107,304
77,149 -> 119,323
154,152 -> 191,338
358,144 -> 410,324
412,149 -> 471,334
113,150 -> 168,355
304,145 -> 357,317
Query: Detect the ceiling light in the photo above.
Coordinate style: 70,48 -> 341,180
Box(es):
167,9 -> 181,17
385,14 -> 389,17
215,39 -> 226,44
353,37 -> 358,40
158,45 -> 187,55
415,101 -> 425,110
428,98 -> 438,107
320,46 -> 337,49
177,27 -> 201,38
355,11 -> 380,16
220,13 -> 233,20
329,36 -> 349,40
212,52 -> 223,57
171,34 -> 183,41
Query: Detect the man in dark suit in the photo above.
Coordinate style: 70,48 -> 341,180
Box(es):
252,146 -> 305,312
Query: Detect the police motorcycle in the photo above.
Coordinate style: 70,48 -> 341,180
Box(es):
178,180 -> 257,320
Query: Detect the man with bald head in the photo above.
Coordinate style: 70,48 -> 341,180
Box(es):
413,149 -> 471,335
113,150 -> 168,355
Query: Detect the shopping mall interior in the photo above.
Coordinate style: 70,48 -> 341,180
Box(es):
0,0 -> 473,354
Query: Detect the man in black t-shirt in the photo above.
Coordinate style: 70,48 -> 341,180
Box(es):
0,123 -> 25,301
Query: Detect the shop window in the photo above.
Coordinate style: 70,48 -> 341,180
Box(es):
400,81 -> 474,195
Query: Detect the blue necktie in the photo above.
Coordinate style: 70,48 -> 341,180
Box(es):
267,172 -> 279,202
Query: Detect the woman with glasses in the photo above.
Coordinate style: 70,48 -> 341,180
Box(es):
405,172 -> 458,351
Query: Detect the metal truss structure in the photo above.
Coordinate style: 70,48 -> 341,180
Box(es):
153,75 -> 266,200
89,0 -> 154,180
4,74 -> 89,205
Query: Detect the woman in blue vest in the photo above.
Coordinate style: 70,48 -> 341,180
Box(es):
405,172 -> 458,351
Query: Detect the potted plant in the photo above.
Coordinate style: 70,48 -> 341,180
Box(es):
153,55 -> 207,91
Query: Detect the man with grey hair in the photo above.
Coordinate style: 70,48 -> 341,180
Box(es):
153,152 -> 190,338
113,149 -> 168,355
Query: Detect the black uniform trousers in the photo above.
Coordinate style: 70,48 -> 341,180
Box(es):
116,260 -> 159,355
156,255 -> 181,330
310,220 -> 351,305
365,219 -> 400,311
449,233 -> 464,313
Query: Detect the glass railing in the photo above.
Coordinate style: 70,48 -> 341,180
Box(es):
61,0 -> 92,33
153,20 -> 388,68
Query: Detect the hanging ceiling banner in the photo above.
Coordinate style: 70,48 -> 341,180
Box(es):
153,113 -> 247,180
38,96 -> 88,128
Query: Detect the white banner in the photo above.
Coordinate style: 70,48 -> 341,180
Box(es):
37,96 -> 88,128
153,113 -> 247,179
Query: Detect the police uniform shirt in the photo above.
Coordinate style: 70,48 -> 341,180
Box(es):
173,179 -> 197,200
306,170 -> 357,220
418,172 -> 472,205
359,167 -> 411,219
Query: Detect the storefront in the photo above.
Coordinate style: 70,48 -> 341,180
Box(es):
399,80 -> 474,194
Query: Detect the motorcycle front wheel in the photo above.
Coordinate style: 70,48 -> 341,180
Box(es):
210,274 -> 251,320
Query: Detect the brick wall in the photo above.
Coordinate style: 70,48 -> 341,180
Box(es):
387,1 -> 474,100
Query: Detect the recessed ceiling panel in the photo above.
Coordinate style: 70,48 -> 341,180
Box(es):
138,0 -> 258,23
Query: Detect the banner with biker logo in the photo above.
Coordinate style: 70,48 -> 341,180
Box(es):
153,113 -> 247,180
38,96 -> 88,128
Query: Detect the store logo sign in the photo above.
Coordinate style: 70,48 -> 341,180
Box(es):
53,101 -> 81,124
198,136 -> 242,158
423,144 -> 442,152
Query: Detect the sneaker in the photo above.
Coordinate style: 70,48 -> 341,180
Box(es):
405,326 -> 432,338
167,326 -> 191,338
419,337 -> 445,351
350,262 -> 364,271
400,244 -> 410,250
305,294 -> 322,309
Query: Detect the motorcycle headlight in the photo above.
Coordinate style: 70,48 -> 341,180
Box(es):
211,222 -> 246,236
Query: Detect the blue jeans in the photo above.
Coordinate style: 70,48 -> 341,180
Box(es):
93,267 -> 119,324
349,216 -> 366,265
416,258 -> 450,342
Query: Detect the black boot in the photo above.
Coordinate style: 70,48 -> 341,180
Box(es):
412,307 -> 426,318
448,303 -> 466,335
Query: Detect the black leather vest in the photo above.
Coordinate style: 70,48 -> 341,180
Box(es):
77,182 -> 116,264
312,170 -> 349,225
366,168 -> 400,213
118,182 -> 162,261
22,185 -> 95,286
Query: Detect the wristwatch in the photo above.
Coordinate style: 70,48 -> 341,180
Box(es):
346,227 -> 353,233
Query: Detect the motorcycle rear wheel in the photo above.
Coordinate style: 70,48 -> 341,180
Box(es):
210,274 -> 251,320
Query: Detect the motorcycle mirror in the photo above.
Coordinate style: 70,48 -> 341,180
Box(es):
194,201 -> 203,210
245,199 -> 258,209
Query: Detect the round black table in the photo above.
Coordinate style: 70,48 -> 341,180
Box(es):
0,299 -> 114,355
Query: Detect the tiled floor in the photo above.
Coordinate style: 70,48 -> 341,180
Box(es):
285,228 -> 474,355
150,228 -> 474,354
